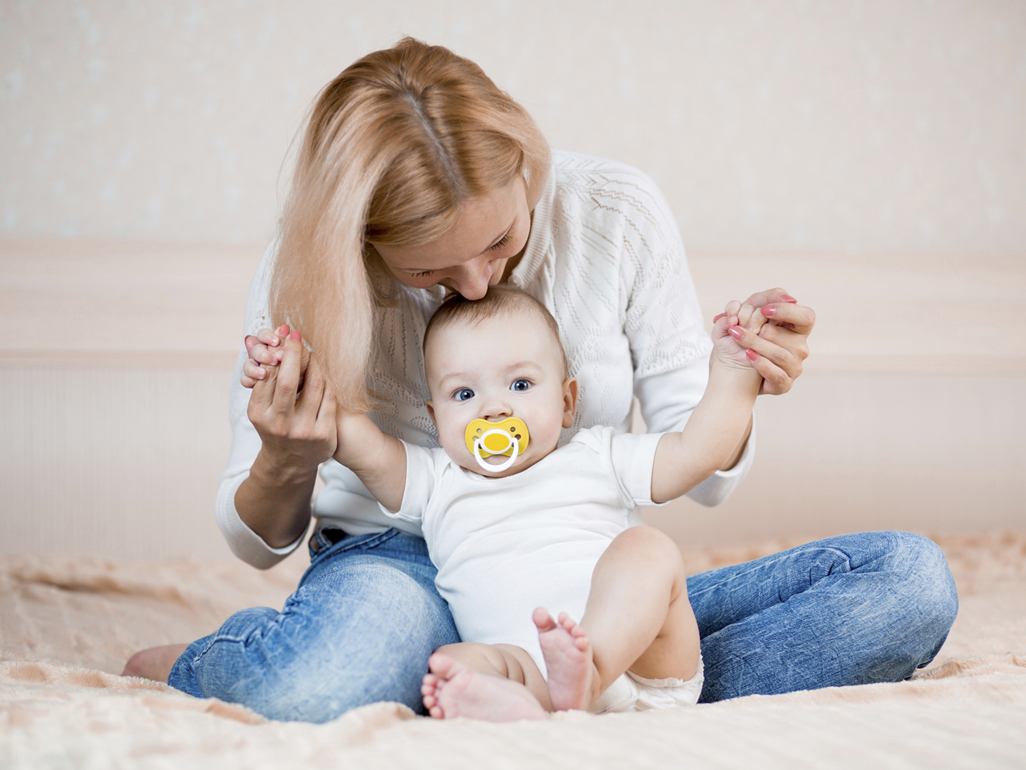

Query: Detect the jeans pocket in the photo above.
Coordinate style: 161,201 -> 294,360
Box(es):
308,526 -> 349,558
304,526 -> 404,577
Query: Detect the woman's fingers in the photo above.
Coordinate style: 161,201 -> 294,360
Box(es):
293,360 -> 338,456
741,287 -> 797,310
295,359 -> 325,420
728,325 -> 802,387
761,302 -> 816,336
247,352 -> 279,413
759,323 -> 811,365
745,349 -> 791,395
270,331 -> 304,411
747,308 -> 769,334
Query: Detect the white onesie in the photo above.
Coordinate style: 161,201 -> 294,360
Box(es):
382,425 -> 703,712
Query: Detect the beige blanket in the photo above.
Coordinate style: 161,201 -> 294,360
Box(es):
2,533 -> 1024,768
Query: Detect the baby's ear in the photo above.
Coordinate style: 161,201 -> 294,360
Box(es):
426,400 -> 437,427
561,378 -> 579,429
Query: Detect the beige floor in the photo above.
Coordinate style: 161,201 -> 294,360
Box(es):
2,532 -> 1024,769
1,239 -> 1023,559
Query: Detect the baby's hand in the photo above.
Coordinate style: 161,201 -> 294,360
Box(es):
241,324 -> 290,389
711,300 -> 769,373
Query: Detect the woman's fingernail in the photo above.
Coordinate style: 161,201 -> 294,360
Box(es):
746,349 -> 759,362
289,330 -> 301,341
277,324 -> 289,336
782,295 -> 797,303
762,305 -> 776,317
713,313 -> 727,322
728,326 -> 745,340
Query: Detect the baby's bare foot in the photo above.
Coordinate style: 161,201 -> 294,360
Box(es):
534,608 -> 595,711
121,644 -> 189,682
421,652 -> 547,722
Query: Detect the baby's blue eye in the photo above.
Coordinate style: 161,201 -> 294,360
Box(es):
511,379 -> 531,392
454,388 -> 475,401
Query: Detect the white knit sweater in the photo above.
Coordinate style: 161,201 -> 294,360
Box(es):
216,150 -> 755,568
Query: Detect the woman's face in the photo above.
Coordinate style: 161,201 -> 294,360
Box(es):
371,177 -> 531,300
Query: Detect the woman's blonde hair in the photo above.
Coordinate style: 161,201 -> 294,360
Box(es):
270,37 -> 550,412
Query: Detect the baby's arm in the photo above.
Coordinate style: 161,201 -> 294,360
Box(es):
333,411 -> 408,513
649,302 -> 766,504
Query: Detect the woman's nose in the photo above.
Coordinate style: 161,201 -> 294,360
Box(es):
449,258 -> 492,300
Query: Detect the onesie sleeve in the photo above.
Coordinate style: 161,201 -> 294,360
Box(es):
603,427 -> 667,508
378,441 -> 442,523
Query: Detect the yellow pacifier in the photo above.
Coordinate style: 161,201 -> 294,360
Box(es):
464,418 -> 530,473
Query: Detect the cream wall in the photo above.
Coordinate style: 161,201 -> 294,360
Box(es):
2,2 -> 1024,559
2,0 -> 1025,254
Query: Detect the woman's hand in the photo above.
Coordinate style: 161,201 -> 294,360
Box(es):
247,330 -> 337,471
716,288 -> 815,396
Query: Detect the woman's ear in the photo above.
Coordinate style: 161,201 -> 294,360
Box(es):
561,378 -> 578,429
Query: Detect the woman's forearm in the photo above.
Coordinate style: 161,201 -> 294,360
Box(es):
234,449 -> 319,549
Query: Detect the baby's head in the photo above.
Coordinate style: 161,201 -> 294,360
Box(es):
423,286 -> 577,477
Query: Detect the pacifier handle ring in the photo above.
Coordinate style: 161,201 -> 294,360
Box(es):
473,428 -> 520,473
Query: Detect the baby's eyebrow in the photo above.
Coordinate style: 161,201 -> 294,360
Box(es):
437,372 -> 472,390
504,361 -> 544,374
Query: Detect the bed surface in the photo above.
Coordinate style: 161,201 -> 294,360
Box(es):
2,532 -> 1024,769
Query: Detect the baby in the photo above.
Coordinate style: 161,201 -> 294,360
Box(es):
321,285 -> 764,721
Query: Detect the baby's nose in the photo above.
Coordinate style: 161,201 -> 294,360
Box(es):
482,398 -> 513,419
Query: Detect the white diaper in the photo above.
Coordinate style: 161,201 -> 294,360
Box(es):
588,654 -> 704,714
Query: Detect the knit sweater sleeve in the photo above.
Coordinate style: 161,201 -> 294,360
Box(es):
214,240 -> 308,569
617,168 -> 756,507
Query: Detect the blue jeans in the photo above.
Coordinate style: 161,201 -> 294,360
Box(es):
169,528 -> 460,722
689,530 -> 958,702
168,529 -> 957,721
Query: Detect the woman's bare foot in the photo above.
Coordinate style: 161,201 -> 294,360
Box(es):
420,652 -> 547,722
534,608 -> 596,711
121,644 -> 188,682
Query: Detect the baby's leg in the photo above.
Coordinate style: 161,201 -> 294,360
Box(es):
539,525 -> 700,711
421,642 -> 550,722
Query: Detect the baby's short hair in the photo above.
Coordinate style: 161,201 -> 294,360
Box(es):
424,286 -> 568,376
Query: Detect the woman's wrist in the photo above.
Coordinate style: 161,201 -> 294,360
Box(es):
251,445 -> 321,486
236,449 -> 319,548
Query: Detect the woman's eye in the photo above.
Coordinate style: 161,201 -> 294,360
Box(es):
510,379 -> 531,392
489,232 -> 512,251
454,388 -> 475,401
409,270 -> 435,278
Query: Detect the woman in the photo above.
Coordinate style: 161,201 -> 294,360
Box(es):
125,38 -> 957,723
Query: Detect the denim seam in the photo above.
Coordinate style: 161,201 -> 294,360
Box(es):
690,546 -> 855,601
